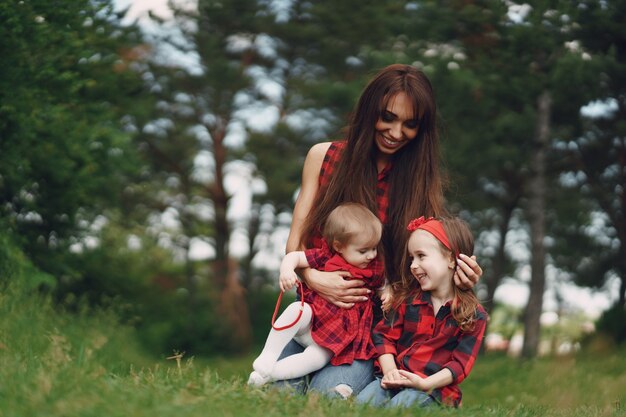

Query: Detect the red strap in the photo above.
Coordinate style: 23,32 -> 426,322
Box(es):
271,283 -> 305,331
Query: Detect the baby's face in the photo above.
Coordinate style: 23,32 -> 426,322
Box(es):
336,235 -> 379,269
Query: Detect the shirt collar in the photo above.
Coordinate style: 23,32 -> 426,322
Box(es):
410,291 -> 453,308
378,161 -> 392,180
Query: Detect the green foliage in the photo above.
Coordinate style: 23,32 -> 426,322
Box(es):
557,0 -> 626,304
247,286 -> 297,349
463,351 -> 626,413
487,303 -> 524,340
0,228 -> 56,290
0,230 -> 152,413
0,0 -> 149,281
596,304 -> 626,345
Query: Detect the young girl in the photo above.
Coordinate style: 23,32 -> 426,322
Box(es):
248,203 -> 387,386
356,216 -> 488,408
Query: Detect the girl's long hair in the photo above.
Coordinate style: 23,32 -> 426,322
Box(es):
392,217 -> 480,332
300,64 -> 447,284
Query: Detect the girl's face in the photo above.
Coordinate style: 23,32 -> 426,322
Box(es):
335,234 -> 379,270
407,229 -> 455,297
374,92 -> 420,157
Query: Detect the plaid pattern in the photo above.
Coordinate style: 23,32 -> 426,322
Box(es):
372,291 -> 488,407
303,244 -> 385,366
312,141 -> 391,248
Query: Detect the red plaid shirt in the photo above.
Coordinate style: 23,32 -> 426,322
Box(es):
311,141 -> 391,249
372,291 -> 488,407
303,243 -> 385,365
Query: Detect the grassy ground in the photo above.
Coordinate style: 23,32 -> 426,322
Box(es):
1,281 -> 625,417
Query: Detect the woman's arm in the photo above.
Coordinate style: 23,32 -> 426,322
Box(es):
285,142 -> 328,254
286,142 -> 370,308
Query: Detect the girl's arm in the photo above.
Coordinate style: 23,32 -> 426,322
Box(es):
441,309 -> 488,384
387,308 -> 488,392
286,142 -> 369,308
372,304 -> 407,389
378,353 -> 407,389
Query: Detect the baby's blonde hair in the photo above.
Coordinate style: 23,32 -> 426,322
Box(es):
323,203 -> 382,248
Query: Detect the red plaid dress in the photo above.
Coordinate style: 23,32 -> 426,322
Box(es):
303,242 -> 385,365
372,291 -> 488,407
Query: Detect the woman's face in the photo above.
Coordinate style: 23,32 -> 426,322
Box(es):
374,92 -> 419,157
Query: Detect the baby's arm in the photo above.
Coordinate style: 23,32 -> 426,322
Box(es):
279,251 -> 310,292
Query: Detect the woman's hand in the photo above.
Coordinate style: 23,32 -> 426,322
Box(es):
379,286 -> 393,313
454,254 -> 482,290
304,268 -> 370,309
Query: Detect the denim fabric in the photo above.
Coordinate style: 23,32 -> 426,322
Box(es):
272,339 -> 374,398
356,378 -> 436,409
309,357 -> 374,398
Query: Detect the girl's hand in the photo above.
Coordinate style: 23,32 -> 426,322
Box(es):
380,369 -> 408,389
279,271 -> 299,292
384,370 -> 427,391
454,254 -> 482,290
304,268 -> 370,309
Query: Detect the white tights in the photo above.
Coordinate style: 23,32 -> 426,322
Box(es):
249,302 -> 332,384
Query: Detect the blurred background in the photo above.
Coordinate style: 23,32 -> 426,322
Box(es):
1,0 -> 624,361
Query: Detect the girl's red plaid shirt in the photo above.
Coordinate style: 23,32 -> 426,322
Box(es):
372,291 -> 488,407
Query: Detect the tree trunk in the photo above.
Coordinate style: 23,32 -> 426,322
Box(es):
219,257 -> 253,349
209,123 -> 252,351
617,255 -> 626,309
522,90 -> 552,359
241,202 -> 261,291
616,127 -> 626,308
483,201 -> 516,315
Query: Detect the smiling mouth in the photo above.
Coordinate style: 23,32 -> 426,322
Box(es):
413,273 -> 427,283
380,135 -> 404,148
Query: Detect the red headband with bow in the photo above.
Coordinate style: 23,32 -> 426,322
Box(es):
406,216 -> 452,251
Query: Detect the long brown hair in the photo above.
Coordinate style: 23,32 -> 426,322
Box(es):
300,64 -> 447,284
393,217 -> 481,332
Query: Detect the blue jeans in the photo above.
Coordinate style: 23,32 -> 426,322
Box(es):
273,340 -> 374,398
356,378 -> 436,408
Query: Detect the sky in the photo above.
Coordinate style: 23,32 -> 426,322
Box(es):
112,0 -> 618,320
116,0 -> 173,22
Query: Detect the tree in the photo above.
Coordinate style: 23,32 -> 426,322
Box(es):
132,0 -> 300,351
0,0 -> 148,281
564,0 -> 626,309
400,1 -> 599,357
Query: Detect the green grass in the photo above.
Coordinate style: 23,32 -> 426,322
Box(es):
1,280 -> 625,417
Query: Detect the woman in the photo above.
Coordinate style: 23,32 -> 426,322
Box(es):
280,64 -> 482,398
